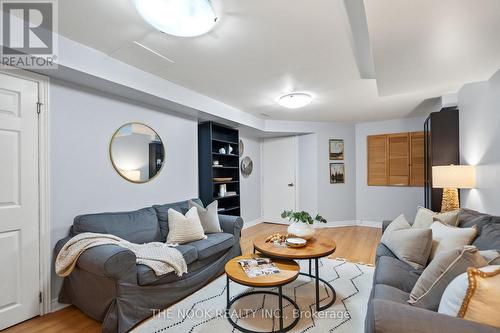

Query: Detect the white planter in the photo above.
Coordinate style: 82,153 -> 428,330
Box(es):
287,221 -> 315,240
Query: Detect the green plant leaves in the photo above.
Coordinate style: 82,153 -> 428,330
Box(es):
281,210 -> 327,225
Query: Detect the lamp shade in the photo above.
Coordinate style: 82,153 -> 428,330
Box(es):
432,165 -> 476,189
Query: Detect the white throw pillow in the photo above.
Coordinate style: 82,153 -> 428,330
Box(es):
438,265 -> 500,317
429,222 -> 477,260
188,200 -> 222,233
413,206 -> 459,228
166,207 -> 207,245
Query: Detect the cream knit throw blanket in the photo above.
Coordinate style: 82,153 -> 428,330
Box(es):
56,232 -> 188,278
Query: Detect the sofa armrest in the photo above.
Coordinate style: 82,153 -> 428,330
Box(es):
76,245 -> 137,281
381,220 -> 392,234
219,214 -> 244,238
373,299 -> 499,333
55,237 -> 136,281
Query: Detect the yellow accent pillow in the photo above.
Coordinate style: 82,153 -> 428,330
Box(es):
458,266 -> 500,328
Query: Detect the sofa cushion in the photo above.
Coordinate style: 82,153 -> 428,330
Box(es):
188,233 -> 235,260
136,244 -> 198,285
373,284 -> 411,305
375,256 -> 422,293
459,208 -> 493,230
153,198 -> 204,240
73,207 -> 161,244
473,223 -> 500,251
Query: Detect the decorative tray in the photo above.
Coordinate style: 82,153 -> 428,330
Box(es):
213,177 -> 233,182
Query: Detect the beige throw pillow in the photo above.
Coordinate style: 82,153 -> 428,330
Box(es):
166,207 -> 207,245
381,214 -> 433,270
188,200 -> 222,233
408,246 -> 487,311
438,265 -> 500,321
429,222 -> 477,260
413,206 -> 459,228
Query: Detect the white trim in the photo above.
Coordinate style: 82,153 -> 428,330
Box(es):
357,220 -> 383,228
243,219 -> 382,229
50,299 -> 69,313
242,218 -> 265,229
320,220 -> 358,228
38,75 -> 51,315
1,68 -> 51,315
319,220 -> 382,228
293,135 -> 299,210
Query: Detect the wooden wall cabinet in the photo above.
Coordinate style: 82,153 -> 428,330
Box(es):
368,131 -> 424,187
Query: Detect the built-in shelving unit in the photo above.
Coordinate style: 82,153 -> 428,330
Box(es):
198,122 -> 241,216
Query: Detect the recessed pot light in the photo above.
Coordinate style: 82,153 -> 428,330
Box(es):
133,0 -> 217,37
278,92 -> 313,109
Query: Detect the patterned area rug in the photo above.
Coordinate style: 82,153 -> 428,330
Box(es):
133,259 -> 374,333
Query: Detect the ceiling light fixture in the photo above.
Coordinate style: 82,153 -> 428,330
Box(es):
133,0 -> 217,37
277,92 -> 313,109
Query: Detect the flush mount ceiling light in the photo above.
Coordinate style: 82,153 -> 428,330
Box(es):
133,0 -> 217,37
277,92 -> 313,109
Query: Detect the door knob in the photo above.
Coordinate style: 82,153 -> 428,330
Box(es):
288,183 -> 294,187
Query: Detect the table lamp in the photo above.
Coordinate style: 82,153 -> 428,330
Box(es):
432,165 -> 476,212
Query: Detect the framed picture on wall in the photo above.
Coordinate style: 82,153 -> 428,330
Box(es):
329,139 -> 344,160
330,163 -> 345,184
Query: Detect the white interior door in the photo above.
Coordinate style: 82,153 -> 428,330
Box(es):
0,72 -> 40,329
262,136 -> 297,223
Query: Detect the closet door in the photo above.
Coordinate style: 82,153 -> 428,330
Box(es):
387,133 -> 409,186
367,135 -> 388,185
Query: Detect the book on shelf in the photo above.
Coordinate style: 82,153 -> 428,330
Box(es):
237,257 -> 280,278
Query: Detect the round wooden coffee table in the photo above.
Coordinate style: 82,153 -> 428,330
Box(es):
253,233 -> 337,311
224,254 -> 300,333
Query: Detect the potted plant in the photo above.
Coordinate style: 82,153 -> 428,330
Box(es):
281,210 -> 327,240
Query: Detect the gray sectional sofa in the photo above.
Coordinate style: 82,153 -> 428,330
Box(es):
365,208 -> 500,333
54,199 -> 243,333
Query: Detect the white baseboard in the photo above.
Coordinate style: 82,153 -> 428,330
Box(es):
244,218 -> 382,229
51,298 -> 70,313
320,220 -> 382,228
242,218 -> 265,229
357,220 -> 383,228
320,220 -> 358,228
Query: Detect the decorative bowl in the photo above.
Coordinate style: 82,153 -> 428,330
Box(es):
285,237 -> 307,248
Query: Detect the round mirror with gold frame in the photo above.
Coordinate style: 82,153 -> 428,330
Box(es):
109,123 -> 165,183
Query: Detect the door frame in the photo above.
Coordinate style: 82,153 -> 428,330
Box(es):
1,68 -> 51,315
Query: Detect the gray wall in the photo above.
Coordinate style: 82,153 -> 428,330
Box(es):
239,131 -> 262,222
50,80 -> 199,300
295,123 -> 357,222
458,70 -> 500,215
355,117 -> 427,222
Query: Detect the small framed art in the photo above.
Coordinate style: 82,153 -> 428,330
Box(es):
330,163 -> 345,184
329,139 -> 344,160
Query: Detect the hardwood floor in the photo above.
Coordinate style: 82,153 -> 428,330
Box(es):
4,223 -> 381,333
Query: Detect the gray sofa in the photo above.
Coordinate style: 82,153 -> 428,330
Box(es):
365,208 -> 500,333
54,199 -> 243,333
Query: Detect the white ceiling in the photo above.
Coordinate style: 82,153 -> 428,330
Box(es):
57,0 -> 500,123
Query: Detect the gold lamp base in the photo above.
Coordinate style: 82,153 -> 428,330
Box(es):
441,187 -> 459,212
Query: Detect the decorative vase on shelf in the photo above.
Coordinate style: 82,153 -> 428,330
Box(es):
287,221 -> 315,240
281,210 -> 327,241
